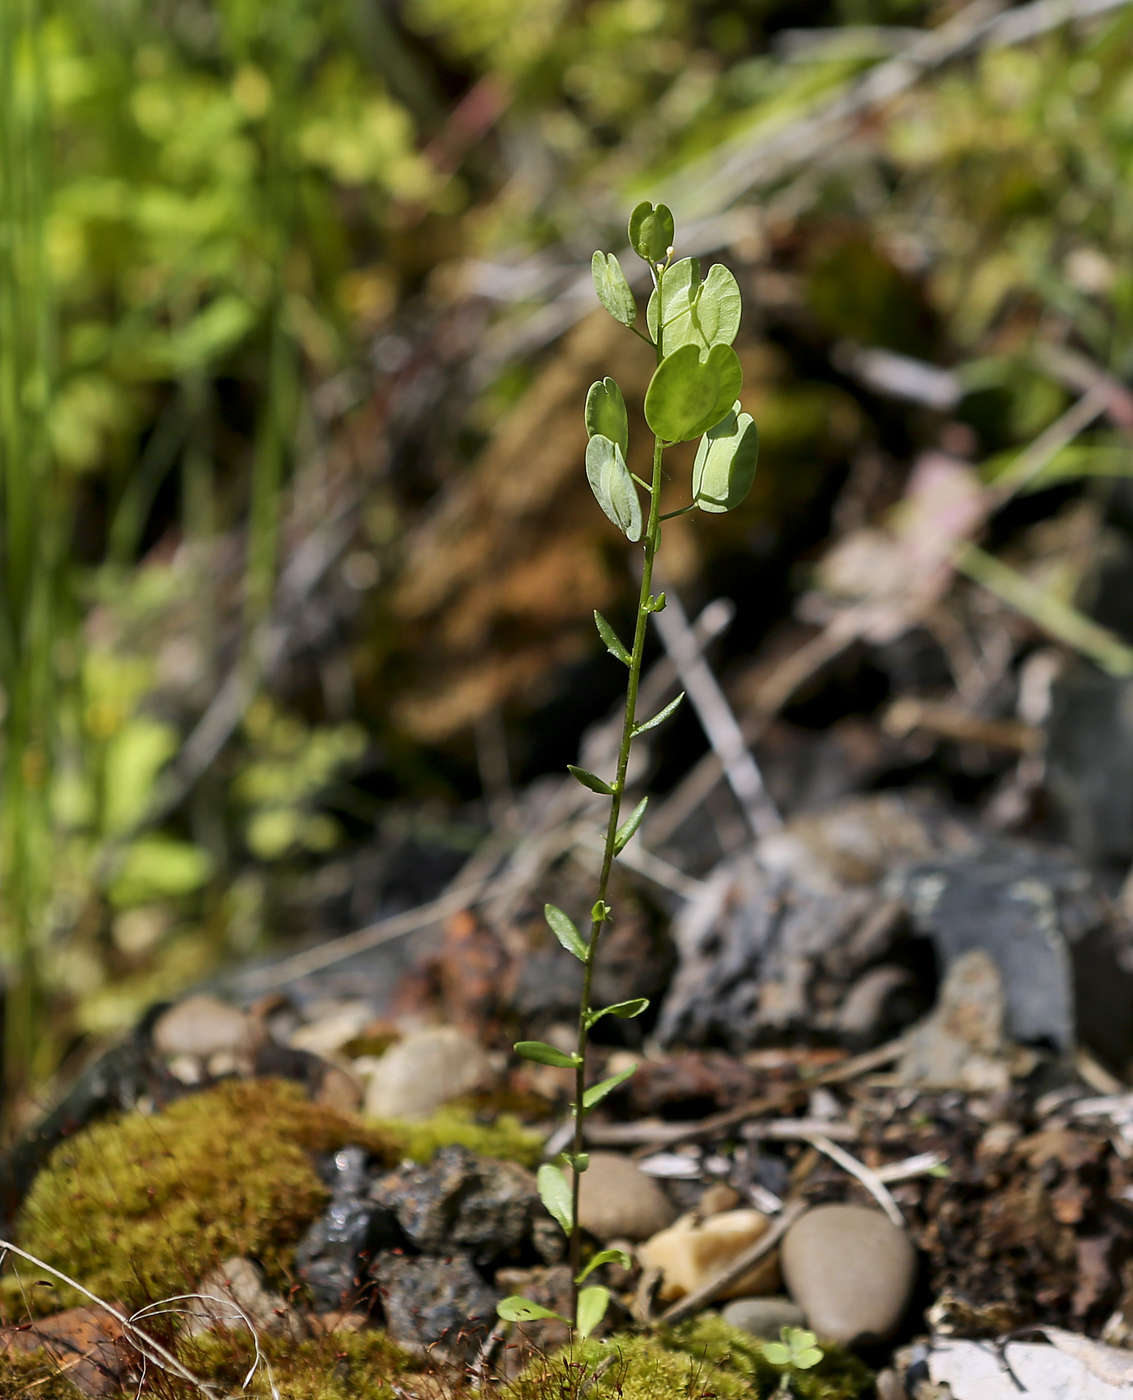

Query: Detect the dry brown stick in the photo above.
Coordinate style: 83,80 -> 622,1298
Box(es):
631,1035 -> 908,1158
658,1199 -> 809,1325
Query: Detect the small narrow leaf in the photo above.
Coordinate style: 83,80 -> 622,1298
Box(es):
563,1151 -> 590,1172
545,903 -> 587,962
649,592 -> 667,612
585,378 -> 629,456
591,252 -> 636,327
576,1285 -> 610,1339
568,764 -> 614,795
587,999 -> 648,1030
515,1040 -> 580,1068
692,403 -> 759,514
594,610 -> 631,666
628,202 -> 674,264
614,795 -> 648,853
498,1295 -> 569,1325
537,1162 -> 574,1234
633,692 -> 684,736
644,344 -> 742,444
591,899 -> 612,923
576,1248 -> 633,1284
585,434 -> 642,541
582,1064 -> 637,1111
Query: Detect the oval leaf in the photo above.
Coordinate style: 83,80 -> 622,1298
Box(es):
588,998 -> 649,1028
567,763 -> 614,795
644,344 -> 742,444
581,1063 -> 637,1111
585,378 -> 629,457
613,795 -> 648,853
576,1248 -> 633,1284
498,1295 -> 569,1325
545,903 -> 587,961
647,260 -> 740,355
692,404 -> 759,513
646,256 -> 699,349
516,1040 -> 579,1068
591,252 -> 636,326
537,1162 -> 574,1234
594,610 -> 631,666
576,1285 -> 610,1340
585,434 -> 643,541
628,202 -> 674,264
633,691 -> 684,736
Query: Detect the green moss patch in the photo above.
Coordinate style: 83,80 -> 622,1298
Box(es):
181,1325 -> 416,1400
386,1105 -> 544,1167
504,1317 -> 872,1400
16,1078 -> 401,1309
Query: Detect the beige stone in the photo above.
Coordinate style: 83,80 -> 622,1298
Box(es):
638,1209 -> 780,1302
573,1152 -> 677,1243
363,1026 -> 494,1121
153,995 -> 256,1060
182,1258 -> 305,1340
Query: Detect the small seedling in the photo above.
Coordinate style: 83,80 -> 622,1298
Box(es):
497,202 -> 759,1338
761,1327 -> 824,1394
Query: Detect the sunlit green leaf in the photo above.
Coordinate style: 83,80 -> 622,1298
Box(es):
587,998 -> 648,1028
545,903 -> 587,961
497,1295 -> 568,1324
515,1040 -> 580,1068
633,692 -> 684,735
692,404 -> 759,513
585,433 -> 642,540
581,1063 -> 636,1110
585,378 -> 629,456
568,764 -> 614,795
537,1162 -> 574,1233
628,202 -> 674,264
644,344 -> 742,444
576,1285 -> 610,1339
591,252 -> 636,326
613,795 -> 648,852
594,610 -> 631,666
576,1248 -> 633,1284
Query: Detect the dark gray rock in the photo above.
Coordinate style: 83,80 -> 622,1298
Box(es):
1048,665 -> 1133,866
886,842 -> 1107,1051
297,1146 -> 400,1311
373,1252 -> 497,1360
371,1144 -> 540,1265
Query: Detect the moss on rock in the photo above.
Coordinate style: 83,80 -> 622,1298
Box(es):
504,1316 -> 872,1400
388,1105 -> 544,1167
16,1077 -> 401,1308
182,1325 -> 415,1399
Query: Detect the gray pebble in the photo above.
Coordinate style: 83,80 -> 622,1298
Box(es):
720,1295 -> 806,1340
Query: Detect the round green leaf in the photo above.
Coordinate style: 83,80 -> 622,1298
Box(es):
692,403 -> 759,512
591,252 -> 636,326
644,344 -> 742,444
586,434 -> 643,540
628,202 -> 674,264
647,260 -> 741,354
585,378 -> 629,457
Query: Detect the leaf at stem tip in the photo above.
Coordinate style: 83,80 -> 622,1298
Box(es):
633,692 -> 684,736
585,378 -> 629,457
613,795 -> 648,853
591,899 -> 612,922
568,764 -> 614,795
594,610 -> 631,666
497,1295 -> 568,1325
576,1248 -> 633,1284
537,1162 -> 574,1234
628,202 -> 674,265
576,1285 -> 611,1339
585,434 -> 642,541
545,903 -> 587,962
582,1064 -> 637,1111
591,252 -> 637,328
515,1040 -> 580,1068
645,343 -> 742,444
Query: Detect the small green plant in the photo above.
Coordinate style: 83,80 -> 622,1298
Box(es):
761,1328 -> 824,1394
497,203 -> 758,1339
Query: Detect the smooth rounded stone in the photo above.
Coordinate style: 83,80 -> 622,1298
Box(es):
721,1296 -> 806,1340
781,1204 -> 917,1345
152,995 -> 255,1060
574,1151 -> 677,1243
363,1026 -> 494,1120
182,1257 -> 304,1339
638,1209 -> 779,1301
